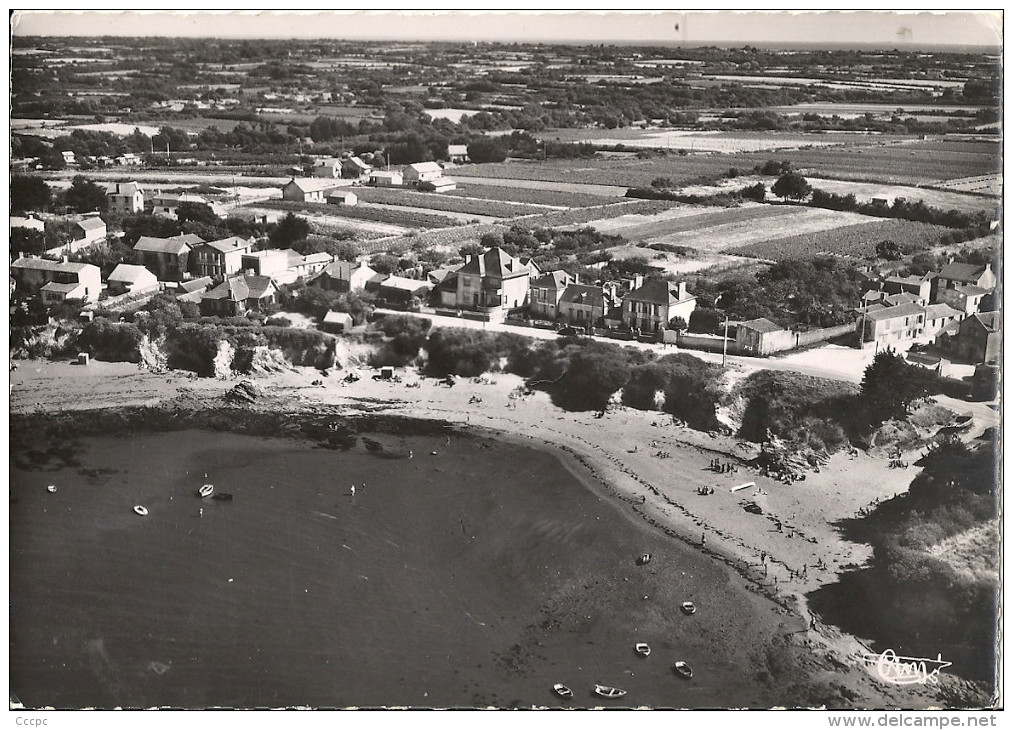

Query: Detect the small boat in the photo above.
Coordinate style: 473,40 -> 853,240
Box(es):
133,505 -> 148,516
197,484 -> 214,498
552,684 -> 573,699
46,485 -> 57,493
636,553 -> 652,566
211,492 -> 233,502
635,643 -> 651,657
681,601 -> 697,615
594,684 -> 627,699
673,661 -> 693,680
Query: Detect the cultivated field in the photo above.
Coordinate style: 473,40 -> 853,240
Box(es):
446,182 -> 620,208
924,174 -> 1003,197
586,203 -> 877,254
456,137 -> 1000,189
352,186 -> 554,219
541,128 -> 883,153
726,219 -> 954,261
806,178 -> 1000,213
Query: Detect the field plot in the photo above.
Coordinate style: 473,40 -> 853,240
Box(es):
586,204 -> 877,254
542,128 -> 882,153
924,174 -> 1003,198
261,200 -> 461,231
806,178 -> 1000,213
449,170 -> 630,196
457,137 -> 998,190
727,219 -> 953,261
446,182 -> 619,208
352,187 -> 553,219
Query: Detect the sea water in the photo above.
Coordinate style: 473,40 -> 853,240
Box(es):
11,428 -> 784,709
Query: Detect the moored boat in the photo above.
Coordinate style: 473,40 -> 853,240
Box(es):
46,485 -> 57,493
594,684 -> 627,699
197,484 -> 214,498
635,642 -> 651,657
552,683 -> 573,699
133,505 -> 148,516
673,661 -> 693,680
681,601 -> 697,615
636,553 -> 652,566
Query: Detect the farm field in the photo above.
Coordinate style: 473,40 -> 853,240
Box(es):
924,174 -> 1003,197
352,186 -> 555,219
607,243 -> 768,277
762,102 -> 985,118
457,137 -> 999,189
541,128 -> 880,153
262,199 -> 465,230
805,177 -> 1000,213
134,117 -> 246,133
358,201 -> 497,225
587,204 -> 878,254
242,205 -> 406,239
726,219 -> 954,262
446,171 -> 631,196
445,181 -> 620,208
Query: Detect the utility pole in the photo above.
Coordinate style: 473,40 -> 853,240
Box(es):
715,294 -> 729,367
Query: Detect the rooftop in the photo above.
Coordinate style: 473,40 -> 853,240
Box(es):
865,302 -> 925,322
739,317 -> 784,334
108,263 -> 155,283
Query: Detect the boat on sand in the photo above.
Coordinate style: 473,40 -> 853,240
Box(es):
636,553 -> 652,566
673,661 -> 693,680
197,484 -> 214,498
552,684 -> 573,699
46,485 -> 57,493
635,643 -> 651,657
133,505 -> 148,516
594,684 -> 627,699
681,601 -> 697,615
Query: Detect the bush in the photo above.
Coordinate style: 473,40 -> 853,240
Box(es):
76,318 -> 144,362
425,328 -> 499,377
373,314 -> 432,366
552,343 -> 632,411
623,353 -> 723,430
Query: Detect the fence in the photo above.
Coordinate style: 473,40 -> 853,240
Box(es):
793,322 -> 855,348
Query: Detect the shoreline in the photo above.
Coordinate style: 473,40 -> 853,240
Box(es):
10,358 -> 997,707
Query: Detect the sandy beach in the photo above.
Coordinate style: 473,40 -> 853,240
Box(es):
9,358 -> 998,707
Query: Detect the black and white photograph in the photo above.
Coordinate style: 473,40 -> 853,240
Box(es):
7,8 -> 1002,717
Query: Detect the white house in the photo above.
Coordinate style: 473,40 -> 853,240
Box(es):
282,178 -> 342,203
403,161 -> 443,185
107,263 -> 159,296
312,158 -> 343,178
326,190 -> 358,206
368,170 -> 404,187
11,214 -> 45,232
105,181 -> 144,215
11,256 -> 102,304
73,217 -> 107,244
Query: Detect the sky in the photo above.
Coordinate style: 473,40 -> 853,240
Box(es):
9,9 -> 1004,49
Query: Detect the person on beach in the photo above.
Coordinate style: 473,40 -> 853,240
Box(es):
350,485 -> 355,496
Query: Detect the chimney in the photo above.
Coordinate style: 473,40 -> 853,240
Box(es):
633,273 -> 644,290
62,255 -> 69,264
676,281 -> 688,300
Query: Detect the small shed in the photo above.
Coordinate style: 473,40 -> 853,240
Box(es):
326,190 -> 358,206
320,310 -> 354,333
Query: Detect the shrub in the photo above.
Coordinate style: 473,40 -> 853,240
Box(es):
425,328 -> 499,377
552,343 -> 632,411
373,314 -> 432,366
76,318 -> 144,362
623,353 -> 723,430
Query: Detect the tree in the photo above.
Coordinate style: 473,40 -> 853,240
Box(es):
876,239 -> 903,261
176,201 -> 219,226
459,242 -> 485,257
771,173 -> 812,202
741,182 -> 767,202
64,176 -> 107,213
860,350 -> 939,424
269,213 -> 311,248
11,175 -> 52,213
11,228 -> 47,259
467,138 -> 509,164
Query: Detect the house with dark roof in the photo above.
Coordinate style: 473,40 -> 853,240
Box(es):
735,318 -> 794,356
134,234 -> 203,282
342,156 -> 372,179
621,279 -> 696,334
936,283 -> 991,317
529,270 -> 573,320
199,274 -> 278,316
376,275 -> 433,306
190,236 -> 255,281
315,260 -> 383,293
558,284 -> 613,327
933,262 -> 996,295
883,273 -> 932,304
937,311 -> 1000,364
11,256 -> 102,303
455,247 -> 535,312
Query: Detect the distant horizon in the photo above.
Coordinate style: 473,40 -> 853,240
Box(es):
10,10 -> 1003,50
